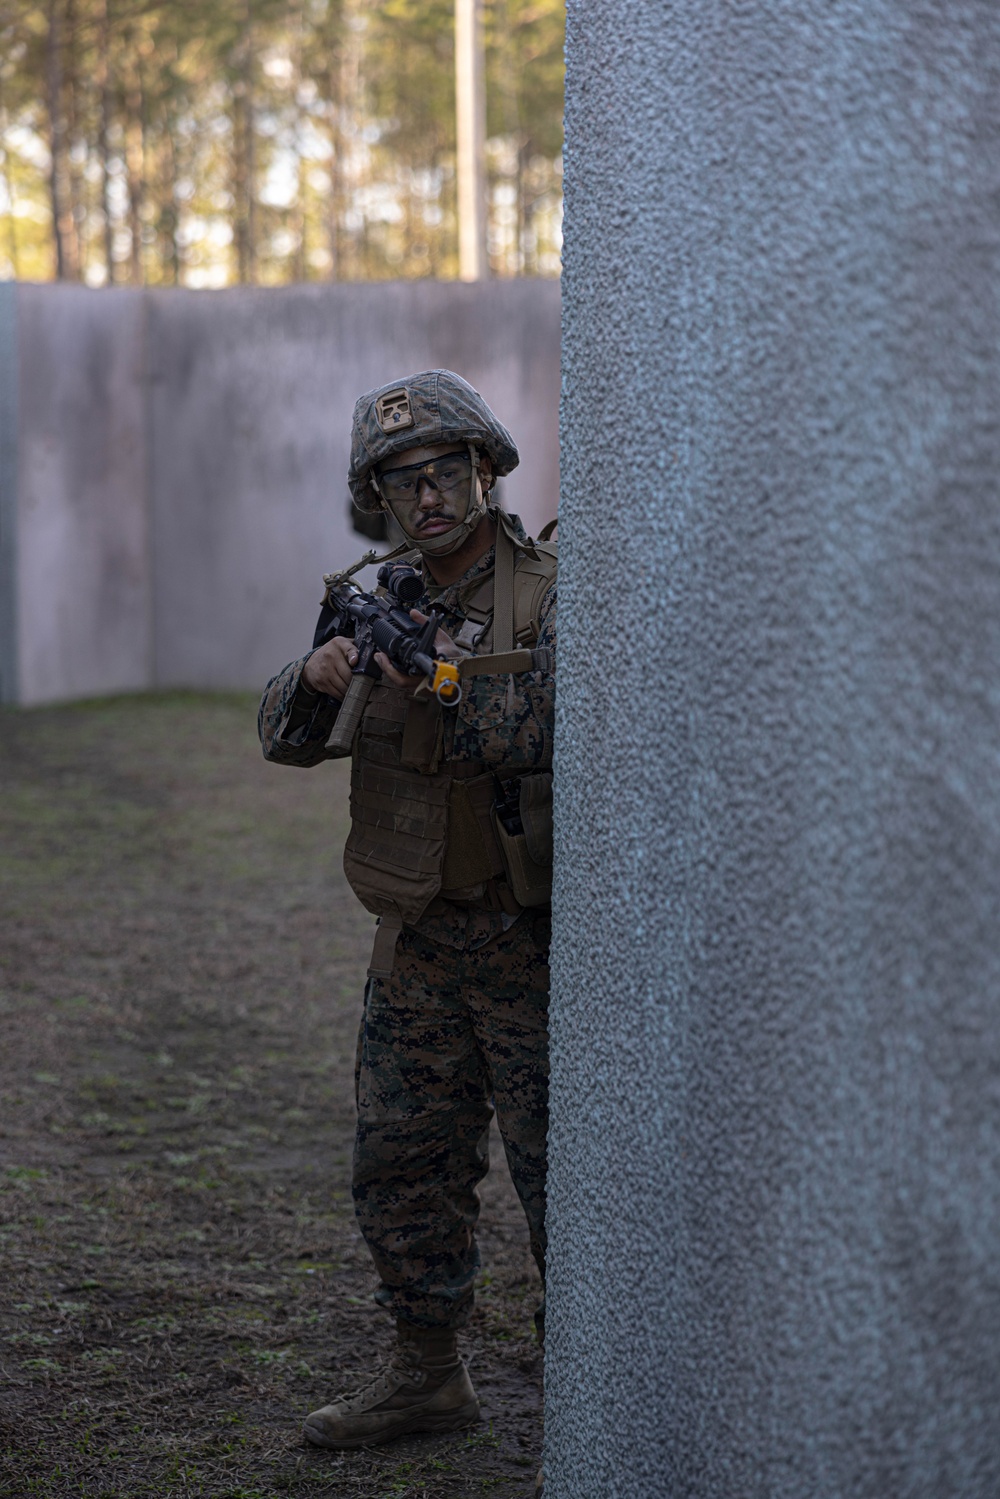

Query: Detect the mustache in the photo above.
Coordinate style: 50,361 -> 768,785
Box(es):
414,505 -> 458,529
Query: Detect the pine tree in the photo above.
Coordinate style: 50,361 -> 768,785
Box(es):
0,0 -> 564,285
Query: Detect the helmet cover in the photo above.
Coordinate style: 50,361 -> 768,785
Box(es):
348,369 -> 519,515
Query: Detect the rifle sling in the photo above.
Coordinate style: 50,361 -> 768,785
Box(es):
458,647 -> 553,678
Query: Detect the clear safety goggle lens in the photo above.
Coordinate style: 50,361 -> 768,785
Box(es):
378,452 -> 472,504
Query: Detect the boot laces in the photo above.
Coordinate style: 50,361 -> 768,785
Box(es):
331,1341 -> 424,1411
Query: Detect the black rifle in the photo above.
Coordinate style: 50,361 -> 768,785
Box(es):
313,551 -> 462,754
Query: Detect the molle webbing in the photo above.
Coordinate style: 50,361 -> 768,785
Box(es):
344,516 -> 556,980
346,761 -> 449,903
344,748 -> 508,977
350,761 -> 505,898
440,774 -> 507,891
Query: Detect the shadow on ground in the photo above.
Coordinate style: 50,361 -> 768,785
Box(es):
0,694 -> 543,1499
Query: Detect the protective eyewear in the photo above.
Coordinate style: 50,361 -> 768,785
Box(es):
376,452 -> 472,504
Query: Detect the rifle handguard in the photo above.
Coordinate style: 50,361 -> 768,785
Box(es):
325,673 -> 375,755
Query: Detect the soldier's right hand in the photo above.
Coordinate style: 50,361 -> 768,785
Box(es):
301,636 -> 358,700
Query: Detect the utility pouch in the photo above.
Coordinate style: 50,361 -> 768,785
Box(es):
490,772 -> 553,909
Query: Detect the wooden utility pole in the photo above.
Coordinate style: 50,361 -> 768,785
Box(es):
455,0 -> 487,280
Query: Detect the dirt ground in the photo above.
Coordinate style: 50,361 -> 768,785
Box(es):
0,694 -> 544,1499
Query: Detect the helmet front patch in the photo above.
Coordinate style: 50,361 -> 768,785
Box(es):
375,388 -> 415,433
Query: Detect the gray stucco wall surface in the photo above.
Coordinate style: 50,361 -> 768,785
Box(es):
15,285 -> 151,704
0,278 -> 559,702
0,282 -> 18,702
547,3 -> 1000,1496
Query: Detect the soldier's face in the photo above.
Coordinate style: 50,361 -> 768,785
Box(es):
377,443 -> 490,540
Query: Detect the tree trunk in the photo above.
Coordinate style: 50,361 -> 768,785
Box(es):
98,0 -> 115,284
232,86 -> 249,283
325,62 -> 340,281
46,0 -> 67,279
232,3 -> 256,284
64,0 -> 87,281
340,0 -> 365,280
163,121 -> 181,285
291,0 -> 306,283
124,33 -> 145,286
0,70 -> 19,279
245,10 -> 256,283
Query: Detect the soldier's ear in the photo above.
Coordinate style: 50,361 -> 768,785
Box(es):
480,454 -> 494,490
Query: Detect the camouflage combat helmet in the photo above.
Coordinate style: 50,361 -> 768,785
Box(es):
348,369 -> 519,556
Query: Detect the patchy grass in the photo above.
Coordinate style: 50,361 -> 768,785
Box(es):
0,694 -> 543,1498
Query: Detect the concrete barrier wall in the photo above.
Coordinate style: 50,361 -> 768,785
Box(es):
0,283 -> 19,702
148,280 -> 561,691
0,278 -> 560,703
548,2 -> 1000,1495
16,286 -> 152,704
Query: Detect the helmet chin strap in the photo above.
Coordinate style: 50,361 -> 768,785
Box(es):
391,443 -> 490,558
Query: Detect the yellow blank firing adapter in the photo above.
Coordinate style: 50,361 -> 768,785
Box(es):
432,662 -> 462,706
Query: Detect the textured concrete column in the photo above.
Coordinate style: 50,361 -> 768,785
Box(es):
548,4 -> 1000,1495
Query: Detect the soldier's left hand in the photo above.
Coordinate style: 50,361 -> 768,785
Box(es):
376,611 -> 460,695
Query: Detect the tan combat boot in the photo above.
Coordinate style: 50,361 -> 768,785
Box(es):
303,1321 -> 480,1450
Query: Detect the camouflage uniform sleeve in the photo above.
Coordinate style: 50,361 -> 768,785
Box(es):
258,653 -> 341,767
446,583 -> 556,771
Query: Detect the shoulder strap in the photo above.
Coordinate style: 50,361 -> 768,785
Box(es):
493,518 -> 515,654
323,539 -> 415,602
452,516 -> 555,660
537,517 -> 558,542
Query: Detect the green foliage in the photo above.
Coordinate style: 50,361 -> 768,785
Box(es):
0,0 -> 563,285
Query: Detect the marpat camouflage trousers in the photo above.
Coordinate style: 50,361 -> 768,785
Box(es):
353,912 -> 550,1330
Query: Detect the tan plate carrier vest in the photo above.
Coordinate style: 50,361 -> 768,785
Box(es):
337,511 -> 557,978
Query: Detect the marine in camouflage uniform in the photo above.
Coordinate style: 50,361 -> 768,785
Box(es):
258,371 -> 555,1451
